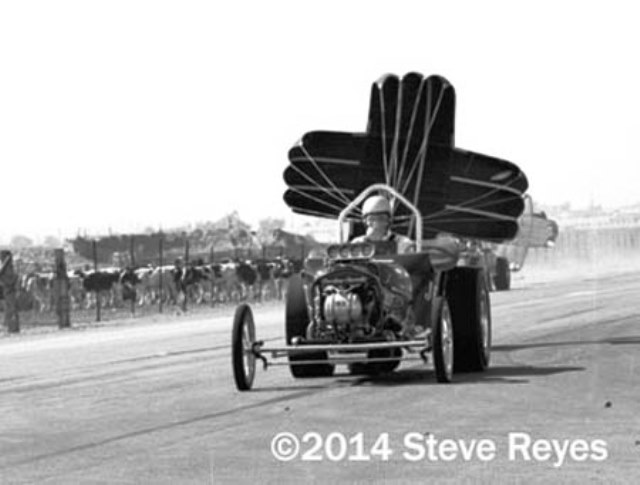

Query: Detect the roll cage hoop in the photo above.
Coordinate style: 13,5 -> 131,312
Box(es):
337,184 -> 423,252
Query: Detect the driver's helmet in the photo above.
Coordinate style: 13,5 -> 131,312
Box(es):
362,195 -> 392,217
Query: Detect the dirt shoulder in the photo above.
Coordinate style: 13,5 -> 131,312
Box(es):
0,300 -> 284,342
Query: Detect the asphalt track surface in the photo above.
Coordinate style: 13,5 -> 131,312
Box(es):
1,269 -> 639,483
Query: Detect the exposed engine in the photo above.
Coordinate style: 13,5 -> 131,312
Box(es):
308,263 -> 413,342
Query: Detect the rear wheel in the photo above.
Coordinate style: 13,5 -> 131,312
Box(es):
231,303 -> 256,391
446,268 -> 492,372
432,298 -> 454,383
286,275 -> 334,378
493,257 -> 511,291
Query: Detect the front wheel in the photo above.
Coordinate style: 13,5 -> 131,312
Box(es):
232,303 -> 257,391
432,298 -> 454,383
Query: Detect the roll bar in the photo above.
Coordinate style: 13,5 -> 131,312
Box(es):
337,183 -> 423,252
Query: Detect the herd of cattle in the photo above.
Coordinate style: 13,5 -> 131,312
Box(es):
6,258 -> 300,313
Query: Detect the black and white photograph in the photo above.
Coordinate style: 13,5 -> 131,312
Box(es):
1,1 -> 639,483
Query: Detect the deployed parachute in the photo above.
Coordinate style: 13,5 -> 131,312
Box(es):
283,73 -> 528,242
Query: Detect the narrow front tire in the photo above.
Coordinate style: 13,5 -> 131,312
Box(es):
232,303 -> 257,391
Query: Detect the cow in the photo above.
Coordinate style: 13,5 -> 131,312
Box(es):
177,264 -> 217,304
252,259 -> 275,301
235,260 -> 260,301
18,270 -> 89,312
119,266 -> 141,303
75,267 -> 123,309
22,272 -> 55,313
272,257 -> 295,300
67,270 -> 86,309
132,266 -> 156,305
213,261 -> 244,303
137,265 -> 179,305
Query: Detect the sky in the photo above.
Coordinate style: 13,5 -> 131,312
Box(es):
1,0 -> 638,242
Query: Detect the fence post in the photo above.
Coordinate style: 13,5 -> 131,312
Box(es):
159,232 -> 164,314
0,250 -> 20,333
209,246 -> 216,306
92,240 -> 101,322
182,238 -> 190,312
129,235 -> 136,316
53,249 -> 71,329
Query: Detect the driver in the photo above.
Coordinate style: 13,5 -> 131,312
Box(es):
351,195 -> 415,254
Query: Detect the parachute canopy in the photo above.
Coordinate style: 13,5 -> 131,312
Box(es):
283,73 -> 528,241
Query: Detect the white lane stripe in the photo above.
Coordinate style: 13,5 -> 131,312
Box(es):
565,290 -> 597,298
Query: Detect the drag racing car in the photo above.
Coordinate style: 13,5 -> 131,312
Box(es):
231,72 -> 529,390
231,184 -> 491,390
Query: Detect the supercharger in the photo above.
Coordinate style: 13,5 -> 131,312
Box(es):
323,286 -> 364,326
309,263 -> 414,341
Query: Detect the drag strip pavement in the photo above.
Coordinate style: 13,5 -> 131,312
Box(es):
0,272 -> 639,483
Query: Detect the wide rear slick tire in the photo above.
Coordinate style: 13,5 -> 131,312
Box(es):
286,275 -> 334,378
231,303 -> 256,391
446,267 -> 492,372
